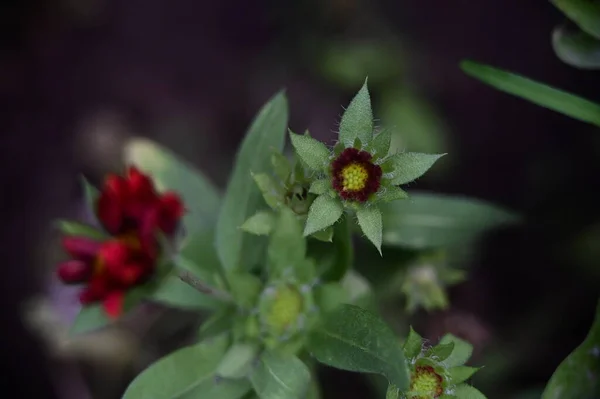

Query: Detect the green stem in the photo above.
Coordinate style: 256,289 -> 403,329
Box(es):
177,269 -> 233,303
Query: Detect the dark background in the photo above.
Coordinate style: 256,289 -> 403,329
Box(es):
2,0 -> 599,398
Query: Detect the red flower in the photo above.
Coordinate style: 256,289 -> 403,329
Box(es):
57,167 -> 184,318
331,148 -> 382,202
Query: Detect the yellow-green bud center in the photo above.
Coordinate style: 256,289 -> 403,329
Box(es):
410,365 -> 443,399
265,285 -> 303,331
340,163 -> 368,192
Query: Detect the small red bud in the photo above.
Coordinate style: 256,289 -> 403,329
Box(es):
57,260 -> 92,284
62,237 -> 101,260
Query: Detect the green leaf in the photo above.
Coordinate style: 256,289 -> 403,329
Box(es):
307,304 -> 410,390
54,220 -> 107,239
314,283 -> 349,313
228,271 -> 263,309
356,206 -> 383,255
309,179 -> 332,195
289,131 -> 330,172
252,173 -> 285,210
216,342 -> 261,379
124,138 -> 221,235
460,60 -> 600,127
310,216 -> 354,282
304,195 -> 344,236
267,208 -> 306,276
311,226 -> 334,242
551,0 -> 600,40
340,270 -> 373,308
198,307 -> 236,340
439,334 -> 473,367
240,211 -> 276,236
552,25 -> 600,69
380,191 -> 520,249
542,299 -> 600,399
389,152 -> 446,185
370,129 -> 392,159
271,150 -> 292,182
339,78 -> 374,146
123,336 -> 251,399
250,351 -> 311,399
70,304 -> 110,335
177,230 -> 223,284
386,385 -> 400,399
216,91 -> 288,271
453,384 -> 487,399
403,326 -> 423,359
150,270 -> 223,310
427,342 -> 455,362
448,366 -> 480,385
80,175 -> 100,225
377,186 -> 409,203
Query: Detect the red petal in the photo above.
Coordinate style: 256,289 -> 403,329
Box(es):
57,260 -> 92,283
79,276 -> 110,304
127,166 -> 157,202
157,192 -> 184,234
113,263 -> 145,285
98,240 -> 131,275
62,237 -> 101,260
97,191 -> 123,234
102,291 -> 125,319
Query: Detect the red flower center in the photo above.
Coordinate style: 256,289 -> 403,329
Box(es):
331,148 -> 382,202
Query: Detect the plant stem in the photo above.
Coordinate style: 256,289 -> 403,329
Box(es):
178,270 -> 233,303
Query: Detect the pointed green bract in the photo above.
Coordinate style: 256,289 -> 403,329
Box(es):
124,138 -> 221,235
311,226 -> 334,242
377,186 -> 409,203
404,326 -> 423,359
542,300 -> 600,399
552,25 -> 600,69
307,304 -> 410,390
70,304 -> 110,335
551,0 -> 600,40
453,384 -> 487,399
80,175 -> 100,225
267,208 -> 306,276
304,195 -> 344,236
389,152 -> 446,185
309,179 -> 331,195
271,150 -> 292,182
240,211 -> 276,236
339,79 -> 374,146
440,334 -> 473,367
461,60 -> 600,127
448,366 -> 480,385
249,351 -> 311,399
289,131 -> 331,171
216,91 -> 288,271
310,216 -> 354,282
428,342 -> 455,362
55,220 -> 107,240
356,206 -> 383,255
252,173 -> 284,210
370,129 -> 392,159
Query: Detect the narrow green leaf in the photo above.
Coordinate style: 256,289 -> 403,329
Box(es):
250,351 -> 311,399
314,283 -> 349,313
216,342 -> 260,379
124,138 -> 221,235
448,366 -> 480,385
289,131 -> 330,172
380,191 -> 520,249
389,152 -> 446,185
307,304 -> 410,390
216,91 -> 288,271
453,384 -> 487,399
178,230 -> 223,284
542,299 -> 600,399
240,211 -> 276,236
551,0 -> 600,39
252,173 -> 285,210
371,129 -> 392,159
309,179 -> 332,195
356,206 -> 383,255
271,150 -> 292,182
123,336 -> 250,399
439,334 -> 473,367
339,78 -> 374,146
428,342 -> 455,362
553,25 -> 600,69
377,186 -> 409,203
80,175 -> 100,225
309,215 -> 354,282
267,208 -> 306,276
403,327 -> 423,359
461,60 -> 600,127
304,195 -> 344,236
54,220 -> 107,239
70,304 -> 110,335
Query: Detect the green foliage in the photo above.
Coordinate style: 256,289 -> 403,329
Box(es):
339,78 -> 374,146
552,25 -> 600,69
388,153 -> 446,185
54,220 -> 107,240
356,206 -> 383,255
550,0 -> 600,39
70,303 -> 110,335
303,195 -> 344,236
249,351 -> 311,399
460,60 -> 600,127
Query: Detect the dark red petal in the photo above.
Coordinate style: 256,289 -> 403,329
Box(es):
127,167 -> 157,202
62,237 -> 101,260
157,192 -> 184,234
98,240 -> 131,275
102,291 -> 125,319
57,260 -> 92,284
79,276 -> 110,304
97,192 -> 124,233
113,263 -> 145,285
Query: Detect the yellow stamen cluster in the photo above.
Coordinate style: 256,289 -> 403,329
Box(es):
266,285 -> 303,330
410,366 -> 443,399
340,163 -> 369,191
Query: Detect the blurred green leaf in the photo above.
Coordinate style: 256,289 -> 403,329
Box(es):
339,79 -> 374,146
124,138 -> 221,235
314,282 -> 349,313
307,304 -> 410,390
461,60 -> 600,127
552,25 -> 600,69
216,91 -> 288,271
440,334 -> 474,367
380,191 -> 519,249
123,335 -> 251,399
149,270 -> 223,310
551,0 -> 600,39
310,216 -> 353,282
252,173 -> 285,210
54,220 -> 107,239
216,342 -> 260,379
542,299 -> 600,399
249,351 -> 311,399
240,211 -> 276,236
403,327 -> 423,359
198,306 -> 236,340
267,208 -> 306,277
448,366 -> 480,385
453,384 -> 487,399
427,342 -> 455,362
70,303 -> 110,335
80,175 -> 100,225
